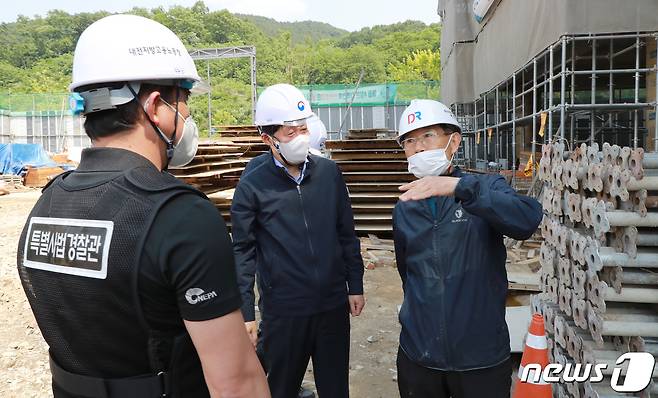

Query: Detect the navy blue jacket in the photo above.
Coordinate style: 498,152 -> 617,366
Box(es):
231,152 -> 364,321
393,167 -> 542,371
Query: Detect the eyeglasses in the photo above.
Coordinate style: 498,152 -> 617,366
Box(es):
399,131 -> 442,150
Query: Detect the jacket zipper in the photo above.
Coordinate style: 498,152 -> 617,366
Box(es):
297,185 -> 318,281
432,198 -> 454,369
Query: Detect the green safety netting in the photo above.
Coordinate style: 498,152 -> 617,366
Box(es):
0,81 -> 440,115
0,93 -> 72,116
259,80 -> 440,107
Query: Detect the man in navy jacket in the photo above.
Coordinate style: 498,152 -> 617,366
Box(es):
392,100 -> 543,398
231,84 -> 365,398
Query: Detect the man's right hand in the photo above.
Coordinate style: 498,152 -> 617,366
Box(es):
245,321 -> 258,348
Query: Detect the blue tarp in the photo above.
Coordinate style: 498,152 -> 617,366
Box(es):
0,143 -> 56,175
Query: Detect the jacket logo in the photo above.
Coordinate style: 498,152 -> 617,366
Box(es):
185,288 -> 217,305
452,208 -> 468,223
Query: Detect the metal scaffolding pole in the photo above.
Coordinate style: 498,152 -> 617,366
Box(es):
496,86 -> 500,161
549,44 -> 554,141
591,38 -> 597,145
609,38 -> 614,130
207,61 -> 212,135
484,92 -> 488,161
532,59 -> 537,178
474,99 -> 478,164
655,35 -> 658,152
571,32 -> 657,41
571,38 -> 577,143
250,55 -> 257,120
560,36 -> 567,139
513,73 -> 517,185
634,35 -> 641,148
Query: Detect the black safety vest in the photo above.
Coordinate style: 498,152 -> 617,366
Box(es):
17,148 -> 209,398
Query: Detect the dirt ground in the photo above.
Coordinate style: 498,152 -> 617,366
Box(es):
0,191 -> 404,398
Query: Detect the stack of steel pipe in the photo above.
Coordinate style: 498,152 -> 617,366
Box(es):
533,142 -> 658,398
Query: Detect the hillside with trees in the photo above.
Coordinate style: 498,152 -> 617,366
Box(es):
0,1 -> 440,127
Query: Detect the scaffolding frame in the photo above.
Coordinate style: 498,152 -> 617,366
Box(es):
189,46 -> 257,129
452,32 -> 658,186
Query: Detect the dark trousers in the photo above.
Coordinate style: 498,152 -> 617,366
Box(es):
397,346 -> 512,398
258,305 -> 350,398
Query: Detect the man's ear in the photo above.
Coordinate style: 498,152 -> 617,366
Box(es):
261,134 -> 277,150
260,133 -> 270,145
449,132 -> 462,157
142,91 -> 161,126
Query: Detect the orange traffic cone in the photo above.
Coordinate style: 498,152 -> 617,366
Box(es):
512,313 -> 553,398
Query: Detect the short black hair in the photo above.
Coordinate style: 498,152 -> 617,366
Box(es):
79,83 -> 181,140
438,123 -> 460,135
259,125 -> 282,136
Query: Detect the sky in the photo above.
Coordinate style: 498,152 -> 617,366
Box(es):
0,0 -> 440,31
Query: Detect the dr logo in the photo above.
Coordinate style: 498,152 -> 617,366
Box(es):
407,111 -> 422,124
297,101 -> 305,111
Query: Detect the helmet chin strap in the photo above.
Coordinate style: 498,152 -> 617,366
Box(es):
270,136 -> 297,167
129,85 -> 180,170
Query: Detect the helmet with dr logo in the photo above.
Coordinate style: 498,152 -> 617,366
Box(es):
397,99 -> 461,143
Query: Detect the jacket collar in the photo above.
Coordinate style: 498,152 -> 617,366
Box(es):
265,150 -> 315,181
76,147 -> 159,173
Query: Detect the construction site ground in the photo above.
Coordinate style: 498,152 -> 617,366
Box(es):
0,191 -> 406,398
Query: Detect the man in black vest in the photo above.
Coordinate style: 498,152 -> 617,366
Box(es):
231,84 -> 365,398
16,14 -> 269,398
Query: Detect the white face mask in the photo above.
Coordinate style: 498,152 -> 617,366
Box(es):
273,133 -> 310,165
156,99 -> 199,168
407,133 -> 455,178
169,115 -> 199,168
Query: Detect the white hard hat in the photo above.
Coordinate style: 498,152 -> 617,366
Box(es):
398,99 -> 461,141
70,14 -> 202,92
255,84 -> 313,126
307,113 -> 327,152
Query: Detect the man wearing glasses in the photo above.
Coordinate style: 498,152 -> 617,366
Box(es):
392,100 -> 542,398
231,84 -> 365,398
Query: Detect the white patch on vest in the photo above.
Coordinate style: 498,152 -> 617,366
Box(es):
23,217 -> 113,279
185,288 -> 218,305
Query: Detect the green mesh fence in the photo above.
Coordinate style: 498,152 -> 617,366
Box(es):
0,80 -> 440,117
0,93 -> 72,116
258,80 -> 440,107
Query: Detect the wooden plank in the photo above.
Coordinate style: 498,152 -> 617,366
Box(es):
513,257 -> 540,266
172,160 -> 248,173
173,167 -> 246,179
330,151 -> 406,161
342,172 -> 414,183
353,213 -> 392,220
354,224 -> 393,232
367,234 -> 381,244
336,161 -> 408,172
325,139 -> 399,150
23,167 -> 64,187
506,271 -> 541,292
361,242 -> 395,251
347,182 -> 402,192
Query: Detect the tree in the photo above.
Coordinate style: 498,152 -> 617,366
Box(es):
387,49 -> 440,82
0,5 -> 441,134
